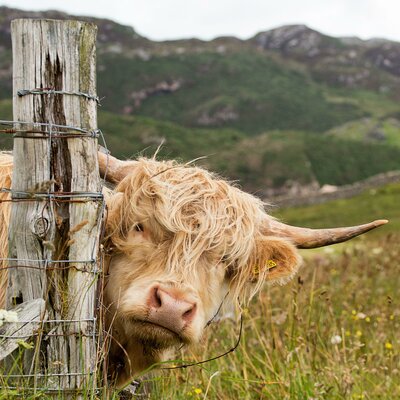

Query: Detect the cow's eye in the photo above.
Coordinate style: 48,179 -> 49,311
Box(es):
225,266 -> 235,279
135,223 -> 144,232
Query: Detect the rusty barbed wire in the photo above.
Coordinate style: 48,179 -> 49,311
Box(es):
0,119 -> 101,138
17,88 -> 101,104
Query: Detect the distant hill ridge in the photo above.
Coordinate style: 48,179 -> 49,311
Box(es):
2,6 -> 400,97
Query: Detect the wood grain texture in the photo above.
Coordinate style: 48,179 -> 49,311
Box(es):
7,19 -> 100,394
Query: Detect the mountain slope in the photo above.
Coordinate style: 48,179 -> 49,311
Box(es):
251,24 -> 400,97
98,50 -> 365,134
1,7 -> 400,194
1,6 -> 400,134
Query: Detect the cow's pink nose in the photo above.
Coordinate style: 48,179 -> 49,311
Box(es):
147,286 -> 197,331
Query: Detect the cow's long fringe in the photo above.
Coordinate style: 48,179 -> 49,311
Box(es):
0,155 -> 300,309
0,152 -> 12,308
105,157 -> 269,302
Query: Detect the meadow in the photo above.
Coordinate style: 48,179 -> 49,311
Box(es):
131,184 -> 400,400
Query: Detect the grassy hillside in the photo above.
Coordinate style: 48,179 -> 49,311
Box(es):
98,109 -> 245,161
326,117 -> 400,148
99,50 -> 366,134
81,111 -> 400,189
2,99 -> 400,192
214,131 -> 400,189
275,182 -> 400,235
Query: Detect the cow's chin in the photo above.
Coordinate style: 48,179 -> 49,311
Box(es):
126,319 -> 193,349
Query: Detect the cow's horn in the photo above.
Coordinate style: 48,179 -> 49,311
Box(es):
98,151 -> 138,184
265,219 -> 388,249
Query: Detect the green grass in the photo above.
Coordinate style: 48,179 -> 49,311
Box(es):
324,89 -> 400,119
273,183 -> 400,234
0,99 -> 12,151
303,136 -> 400,186
98,112 -> 400,190
98,110 -> 245,161
214,131 -> 400,189
326,117 -> 400,148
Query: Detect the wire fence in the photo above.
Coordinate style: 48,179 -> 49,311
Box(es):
0,88 -> 109,395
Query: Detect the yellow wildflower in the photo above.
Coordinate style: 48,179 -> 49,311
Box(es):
356,330 -> 362,337
194,388 -> 202,395
365,317 -> 371,323
389,315 -> 394,320
385,342 -> 393,350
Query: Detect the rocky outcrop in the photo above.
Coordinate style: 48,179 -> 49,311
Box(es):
272,171 -> 400,207
197,106 -> 239,126
130,79 -> 183,108
252,25 -> 337,59
250,24 -> 400,92
365,42 -> 400,76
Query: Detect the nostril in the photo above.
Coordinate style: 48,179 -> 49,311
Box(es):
155,288 -> 162,308
182,304 -> 196,322
148,286 -> 162,308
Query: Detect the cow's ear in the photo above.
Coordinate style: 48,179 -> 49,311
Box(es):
251,236 -> 302,285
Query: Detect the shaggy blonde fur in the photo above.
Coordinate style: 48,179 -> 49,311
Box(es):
105,157 -> 300,303
0,152 -> 12,308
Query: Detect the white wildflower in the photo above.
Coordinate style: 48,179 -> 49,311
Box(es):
372,247 -> 383,255
272,311 -> 288,325
357,312 -> 367,320
0,309 -> 19,327
330,335 -> 342,345
323,247 -> 334,254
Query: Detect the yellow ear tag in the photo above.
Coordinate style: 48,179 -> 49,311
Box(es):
253,260 -> 276,277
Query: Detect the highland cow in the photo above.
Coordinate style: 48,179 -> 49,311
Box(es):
0,151 -> 387,386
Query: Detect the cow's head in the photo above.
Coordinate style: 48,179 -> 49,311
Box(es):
99,153 -> 387,385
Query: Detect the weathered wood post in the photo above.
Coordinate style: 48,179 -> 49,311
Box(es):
6,19 -> 101,396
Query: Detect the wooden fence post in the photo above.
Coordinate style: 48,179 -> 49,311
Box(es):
6,19 -> 101,396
